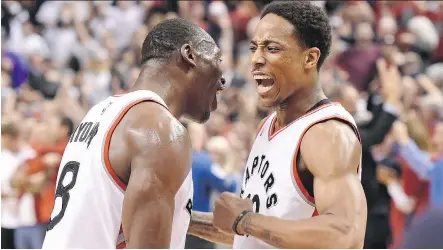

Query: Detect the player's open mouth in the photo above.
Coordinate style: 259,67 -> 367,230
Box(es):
254,74 -> 275,95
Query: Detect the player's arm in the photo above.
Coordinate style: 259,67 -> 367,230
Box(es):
188,211 -> 234,246
122,104 -> 192,248
230,121 -> 367,248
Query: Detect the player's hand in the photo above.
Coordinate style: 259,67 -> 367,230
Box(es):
212,192 -> 252,235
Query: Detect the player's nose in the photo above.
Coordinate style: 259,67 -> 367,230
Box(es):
251,49 -> 265,67
218,76 -> 226,91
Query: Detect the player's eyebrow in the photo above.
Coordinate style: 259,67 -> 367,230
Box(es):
250,39 -> 283,46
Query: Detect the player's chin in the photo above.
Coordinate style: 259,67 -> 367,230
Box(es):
198,111 -> 211,124
185,110 -> 210,124
257,84 -> 280,108
189,109 -> 211,124
258,93 -> 280,108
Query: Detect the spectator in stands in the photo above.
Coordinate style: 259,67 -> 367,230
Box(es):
327,58 -> 403,248
10,121 -> 50,249
337,21 -> 381,91
392,120 -> 443,207
1,122 -> 36,249
185,124 -> 237,249
389,117 -> 432,248
9,116 -> 73,249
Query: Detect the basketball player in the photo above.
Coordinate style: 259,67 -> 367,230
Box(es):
188,2 -> 367,248
42,18 -> 225,249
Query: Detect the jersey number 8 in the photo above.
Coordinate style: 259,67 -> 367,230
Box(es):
47,161 -> 80,231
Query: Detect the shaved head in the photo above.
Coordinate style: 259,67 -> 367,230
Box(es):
141,18 -> 217,64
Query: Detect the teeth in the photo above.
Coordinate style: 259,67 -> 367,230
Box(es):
253,75 -> 272,80
257,85 -> 273,94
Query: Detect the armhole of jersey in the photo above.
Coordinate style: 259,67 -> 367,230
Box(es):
291,115 -> 361,207
116,242 -> 126,249
103,98 -> 168,192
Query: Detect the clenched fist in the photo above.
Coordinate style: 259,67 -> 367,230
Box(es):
212,192 -> 253,235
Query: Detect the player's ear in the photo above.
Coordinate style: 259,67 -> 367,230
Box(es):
304,47 -> 320,70
180,44 -> 197,68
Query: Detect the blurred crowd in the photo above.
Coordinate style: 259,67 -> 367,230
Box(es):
1,0 -> 443,249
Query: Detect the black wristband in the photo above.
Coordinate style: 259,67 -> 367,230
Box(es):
232,210 -> 251,236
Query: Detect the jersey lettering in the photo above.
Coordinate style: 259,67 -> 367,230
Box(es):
47,161 -> 80,231
241,155 -> 278,212
101,101 -> 113,115
245,194 -> 260,213
185,199 -> 193,216
69,122 -> 100,148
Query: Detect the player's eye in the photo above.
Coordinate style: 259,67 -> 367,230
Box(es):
267,47 -> 280,53
249,46 -> 257,53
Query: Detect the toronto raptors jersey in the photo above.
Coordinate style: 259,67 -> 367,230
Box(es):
42,90 -> 193,249
233,101 -> 361,249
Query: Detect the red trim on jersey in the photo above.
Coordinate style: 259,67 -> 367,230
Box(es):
312,209 -> 319,217
115,224 -> 125,248
291,115 -> 362,205
268,102 -> 340,141
116,242 -> 126,249
103,98 -> 168,191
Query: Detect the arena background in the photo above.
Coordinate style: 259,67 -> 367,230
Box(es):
1,0 -> 443,249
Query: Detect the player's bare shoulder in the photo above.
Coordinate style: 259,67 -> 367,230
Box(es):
123,101 -> 192,191
300,120 -> 361,176
125,101 -> 190,148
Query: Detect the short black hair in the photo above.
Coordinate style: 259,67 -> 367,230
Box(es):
261,1 -> 332,69
141,18 -> 214,64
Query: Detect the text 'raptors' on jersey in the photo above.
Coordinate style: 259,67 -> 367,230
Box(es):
42,90 -> 193,249
240,154 -> 279,213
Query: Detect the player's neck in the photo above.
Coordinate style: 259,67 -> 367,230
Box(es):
130,63 -> 187,119
275,85 -> 327,129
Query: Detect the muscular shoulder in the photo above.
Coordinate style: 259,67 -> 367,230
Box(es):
300,120 -> 361,178
124,101 -> 192,192
124,101 -> 191,151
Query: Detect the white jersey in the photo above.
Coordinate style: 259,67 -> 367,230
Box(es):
43,90 -> 194,249
233,101 -> 361,249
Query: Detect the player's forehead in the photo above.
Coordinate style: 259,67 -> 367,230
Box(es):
251,14 -> 296,46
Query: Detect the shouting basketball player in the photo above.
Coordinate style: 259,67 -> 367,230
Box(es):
188,2 -> 367,248
42,18 -> 225,248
